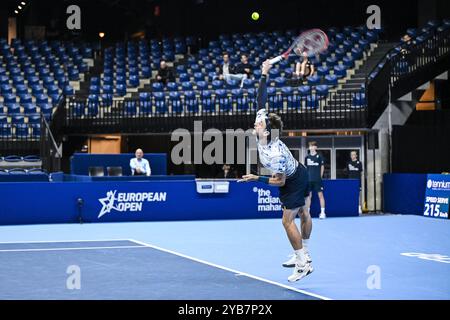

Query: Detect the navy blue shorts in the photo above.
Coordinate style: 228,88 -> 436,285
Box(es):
308,180 -> 324,193
279,165 -> 309,210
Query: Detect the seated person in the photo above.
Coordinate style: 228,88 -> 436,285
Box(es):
155,60 -> 175,85
293,52 -> 315,82
216,164 -> 238,179
234,53 -> 252,78
130,148 -> 151,176
217,52 -> 241,82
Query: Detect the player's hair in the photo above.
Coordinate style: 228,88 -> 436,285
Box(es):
268,113 -> 283,133
241,53 -> 248,58
308,141 -> 317,147
222,51 -> 229,57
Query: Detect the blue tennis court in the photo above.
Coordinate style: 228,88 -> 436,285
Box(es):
0,214 -> 449,300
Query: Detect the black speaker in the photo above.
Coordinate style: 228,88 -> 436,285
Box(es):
368,132 -> 379,150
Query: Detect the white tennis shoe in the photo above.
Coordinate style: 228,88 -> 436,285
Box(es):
282,250 -> 312,268
288,262 -> 314,282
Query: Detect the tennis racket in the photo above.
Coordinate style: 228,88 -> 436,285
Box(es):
269,29 -> 329,64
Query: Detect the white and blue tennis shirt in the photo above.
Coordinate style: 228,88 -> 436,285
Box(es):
255,109 -> 298,177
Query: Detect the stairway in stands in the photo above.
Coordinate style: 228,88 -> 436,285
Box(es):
340,42 -> 395,91
324,42 -> 395,115
76,56 -> 104,97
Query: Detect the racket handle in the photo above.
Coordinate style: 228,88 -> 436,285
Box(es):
268,55 -> 283,65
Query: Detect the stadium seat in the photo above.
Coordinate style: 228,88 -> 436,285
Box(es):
325,74 -> 338,86
196,81 -> 208,91
181,82 -> 193,91
352,92 -> 366,108
306,95 -> 318,109
307,75 -> 321,86
215,89 -> 231,112
124,100 -> 137,116
153,92 -> 167,114
7,103 -> 20,114
11,115 -> 25,124
169,92 -> 183,113
334,65 -> 347,78
267,87 -> 282,111
87,95 -> 99,116
274,77 -> 287,88
115,83 -> 126,96
232,89 -> 249,112
317,66 -> 330,77
166,82 -> 178,92
211,80 -> 224,90
139,92 -> 152,114
316,85 -> 329,98
184,90 -> 198,113
15,124 -> 29,138
201,90 -> 214,113
129,75 -> 140,88
179,73 -> 190,82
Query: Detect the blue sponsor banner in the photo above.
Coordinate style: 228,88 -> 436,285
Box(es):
423,174 -> 450,219
0,179 -> 359,225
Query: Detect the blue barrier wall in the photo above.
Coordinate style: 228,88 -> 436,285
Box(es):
383,173 -> 427,215
0,179 -> 359,225
57,174 -> 196,182
70,153 -> 167,175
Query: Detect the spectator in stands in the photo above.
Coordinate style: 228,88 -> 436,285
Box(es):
234,53 -> 252,79
218,52 -> 247,88
216,164 -> 238,179
130,149 -> 151,176
155,60 -> 175,85
398,34 -> 414,74
400,34 -> 414,56
294,52 -> 315,83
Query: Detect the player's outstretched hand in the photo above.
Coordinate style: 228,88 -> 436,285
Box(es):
237,174 -> 259,183
261,60 -> 272,75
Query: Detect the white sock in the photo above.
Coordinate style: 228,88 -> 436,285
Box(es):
294,248 -> 307,265
302,239 -> 309,250
321,207 -> 325,214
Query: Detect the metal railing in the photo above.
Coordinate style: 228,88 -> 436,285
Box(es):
0,122 -> 41,155
40,112 -> 62,173
364,25 -> 450,126
64,89 -> 368,133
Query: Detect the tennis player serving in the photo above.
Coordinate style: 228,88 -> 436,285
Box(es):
238,60 -> 313,282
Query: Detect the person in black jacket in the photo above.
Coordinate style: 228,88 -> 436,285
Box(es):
155,60 -> 175,85
234,53 -> 252,79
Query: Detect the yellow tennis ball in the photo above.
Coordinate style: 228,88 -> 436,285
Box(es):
251,12 -> 259,21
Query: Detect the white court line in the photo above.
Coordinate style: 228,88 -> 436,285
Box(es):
128,238 -> 332,301
0,245 -> 147,253
0,239 -> 133,244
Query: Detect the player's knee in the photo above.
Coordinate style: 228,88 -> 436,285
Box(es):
282,214 -> 294,228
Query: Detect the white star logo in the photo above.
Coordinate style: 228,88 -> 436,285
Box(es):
98,190 -> 118,218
